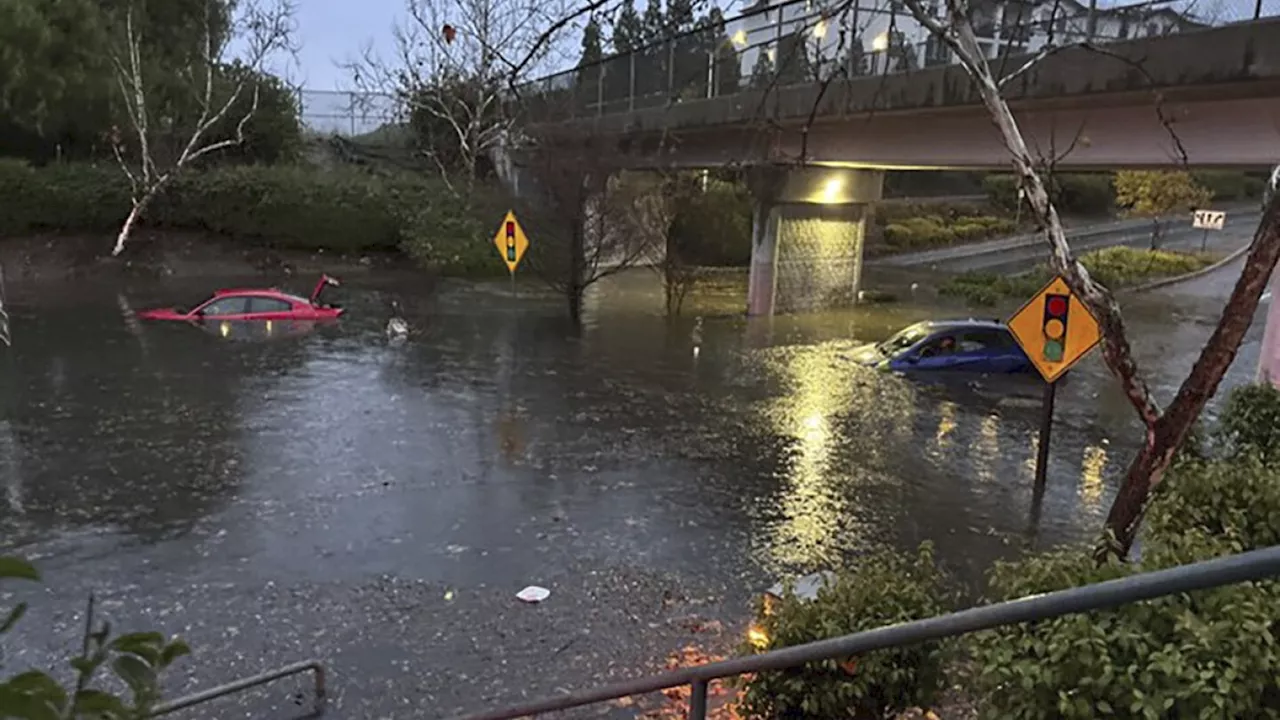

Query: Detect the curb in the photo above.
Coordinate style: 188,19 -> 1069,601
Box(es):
1123,243 -> 1251,294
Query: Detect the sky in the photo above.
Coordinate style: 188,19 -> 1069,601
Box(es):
293,0 -> 404,91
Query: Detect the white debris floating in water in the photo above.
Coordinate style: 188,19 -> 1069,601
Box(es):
516,585 -> 551,603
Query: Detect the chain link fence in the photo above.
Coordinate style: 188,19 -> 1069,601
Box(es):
297,89 -> 400,137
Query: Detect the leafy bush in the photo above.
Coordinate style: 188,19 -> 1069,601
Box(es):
0,160 -> 502,275
1213,382 -> 1280,465
737,543 -> 953,720
1,556 -> 191,718
1081,246 -> 1212,288
969,392 -> 1280,719
1193,171 -> 1267,202
939,247 -> 1214,306
670,179 -> 752,267
969,528 -> 1280,720
1114,171 -> 1213,220
881,214 -> 1014,252
984,173 -> 1115,216
1147,455 -> 1280,553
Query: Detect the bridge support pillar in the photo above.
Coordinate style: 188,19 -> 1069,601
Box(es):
746,167 -> 884,316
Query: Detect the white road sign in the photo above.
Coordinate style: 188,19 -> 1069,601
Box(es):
1192,209 -> 1226,230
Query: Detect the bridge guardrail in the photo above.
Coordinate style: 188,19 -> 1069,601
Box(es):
514,0 -> 1280,125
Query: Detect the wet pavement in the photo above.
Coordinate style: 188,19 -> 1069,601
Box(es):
0,258 -> 1269,718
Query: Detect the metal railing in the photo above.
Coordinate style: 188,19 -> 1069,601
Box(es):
147,660 -> 326,717
452,544 -> 1280,720
515,0 -> 1280,124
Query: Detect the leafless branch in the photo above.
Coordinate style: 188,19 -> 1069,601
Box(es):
107,0 -> 295,256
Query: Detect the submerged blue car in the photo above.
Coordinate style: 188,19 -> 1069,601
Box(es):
849,319 -> 1034,375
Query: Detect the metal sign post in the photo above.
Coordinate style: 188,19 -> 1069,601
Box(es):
1007,276 -> 1103,492
1192,209 -> 1226,252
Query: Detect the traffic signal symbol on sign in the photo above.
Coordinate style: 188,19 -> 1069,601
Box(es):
492,211 -> 530,273
1006,275 -> 1102,384
1042,293 -> 1069,363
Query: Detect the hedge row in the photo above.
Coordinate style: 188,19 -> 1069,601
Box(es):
939,246 -> 1216,306
882,214 -> 1017,251
0,160 -> 503,275
984,171 -> 1266,216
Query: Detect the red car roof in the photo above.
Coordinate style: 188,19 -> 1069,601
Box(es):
211,288 -> 312,305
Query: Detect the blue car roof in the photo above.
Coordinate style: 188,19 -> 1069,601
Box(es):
912,319 -> 1009,332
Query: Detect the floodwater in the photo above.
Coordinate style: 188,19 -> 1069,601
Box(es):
0,260 -> 1266,718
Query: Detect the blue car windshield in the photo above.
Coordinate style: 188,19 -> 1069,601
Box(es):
877,326 -> 929,354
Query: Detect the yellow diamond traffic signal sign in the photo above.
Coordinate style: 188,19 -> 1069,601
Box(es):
1007,275 -> 1101,383
493,210 -> 530,274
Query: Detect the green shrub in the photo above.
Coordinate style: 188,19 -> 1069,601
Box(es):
1147,456 -> 1280,552
969,397 -> 1280,719
1214,383 -> 1280,465
1193,171 -> 1267,201
737,543 -> 952,720
938,271 -> 1048,306
670,178 -> 752,267
983,173 -> 1115,216
939,247 -> 1213,306
0,160 -> 502,275
1,555 -> 192,717
969,529 -> 1280,720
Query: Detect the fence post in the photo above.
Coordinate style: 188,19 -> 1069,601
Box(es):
667,39 -> 676,98
596,61 -> 605,116
688,680 -> 708,720
628,52 -> 636,111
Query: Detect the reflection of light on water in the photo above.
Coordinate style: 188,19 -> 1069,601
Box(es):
760,345 -> 916,569
219,322 -> 231,338
974,413 -> 1001,483
265,320 -> 274,335
1023,432 -> 1040,478
764,349 -> 848,568
933,401 -> 957,451
1079,445 -> 1108,508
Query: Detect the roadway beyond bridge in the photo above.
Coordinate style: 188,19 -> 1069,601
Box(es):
512,18 -> 1280,317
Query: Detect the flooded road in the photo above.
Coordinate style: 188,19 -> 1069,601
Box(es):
0,263 -> 1266,717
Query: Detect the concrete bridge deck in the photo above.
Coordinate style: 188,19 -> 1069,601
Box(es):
526,19 -> 1280,170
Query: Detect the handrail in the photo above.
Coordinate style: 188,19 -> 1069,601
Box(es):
520,0 -> 1177,87
148,660 -> 326,717
451,544 -> 1280,720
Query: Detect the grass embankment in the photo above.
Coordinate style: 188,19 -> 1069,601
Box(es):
0,159 -> 508,276
939,246 -> 1220,306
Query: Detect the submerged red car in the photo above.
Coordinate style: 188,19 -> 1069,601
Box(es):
137,275 -> 344,322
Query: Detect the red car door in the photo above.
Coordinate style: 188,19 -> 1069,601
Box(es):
244,295 -> 300,320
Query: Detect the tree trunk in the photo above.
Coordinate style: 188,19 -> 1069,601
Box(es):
1100,195 -> 1280,559
112,192 -> 156,257
568,221 -> 586,327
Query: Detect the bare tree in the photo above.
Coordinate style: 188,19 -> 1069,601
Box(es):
107,0 -> 296,257
519,129 -> 660,324
348,0 -> 574,194
895,0 -> 1280,560
646,172 -> 711,317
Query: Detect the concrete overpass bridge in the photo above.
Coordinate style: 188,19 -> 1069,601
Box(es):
512,10 -> 1280,315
